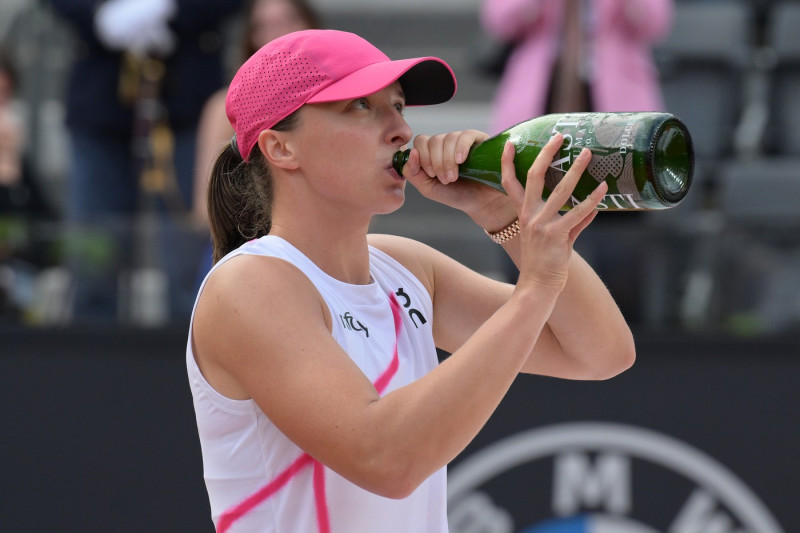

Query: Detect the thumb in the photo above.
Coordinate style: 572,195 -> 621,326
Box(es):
402,149 -> 442,199
399,149 -> 423,181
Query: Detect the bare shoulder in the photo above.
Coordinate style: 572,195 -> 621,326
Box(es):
367,233 -> 504,300
192,254 -> 329,398
367,234 -> 438,293
196,253 -> 329,337
369,233 -> 514,353
199,252 -> 323,306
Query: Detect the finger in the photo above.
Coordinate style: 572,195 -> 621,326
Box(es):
538,146 -> 591,220
426,135 -> 447,181
522,133 -> 564,214
570,206 -> 600,243
412,134 -> 436,177
401,147 -> 422,178
441,133 -> 461,183
500,142 -> 524,209
403,148 -> 439,198
455,130 -> 489,164
562,179 -> 608,240
568,182 -> 607,242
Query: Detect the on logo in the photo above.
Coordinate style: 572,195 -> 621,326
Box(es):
447,422 -> 783,533
395,288 -> 427,328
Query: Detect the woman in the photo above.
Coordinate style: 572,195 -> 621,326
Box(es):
187,29 -> 635,533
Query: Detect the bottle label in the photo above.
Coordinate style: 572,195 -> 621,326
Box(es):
544,114 -> 645,210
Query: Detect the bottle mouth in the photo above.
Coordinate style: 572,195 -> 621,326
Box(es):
392,149 -> 411,176
651,119 -> 694,205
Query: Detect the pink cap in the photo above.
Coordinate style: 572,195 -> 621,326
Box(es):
225,29 -> 457,161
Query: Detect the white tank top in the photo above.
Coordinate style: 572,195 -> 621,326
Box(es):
186,236 -> 447,533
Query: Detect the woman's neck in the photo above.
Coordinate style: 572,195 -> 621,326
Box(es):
269,211 -> 373,285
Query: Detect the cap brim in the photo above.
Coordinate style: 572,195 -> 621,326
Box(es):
307,57 -> 457,106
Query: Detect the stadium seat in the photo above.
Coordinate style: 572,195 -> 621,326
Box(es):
763,1 -> 800,155
705,157 -> 800,330
654,1 -> 755,161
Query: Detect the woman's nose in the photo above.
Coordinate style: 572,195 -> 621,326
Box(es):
388,114 -> 413,147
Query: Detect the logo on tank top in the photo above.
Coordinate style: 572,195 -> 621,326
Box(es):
447,422 -> 783,533
395,288 -> 427,328
339,312 -> 369,337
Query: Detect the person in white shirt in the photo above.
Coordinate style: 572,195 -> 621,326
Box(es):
187,29 -> 635,533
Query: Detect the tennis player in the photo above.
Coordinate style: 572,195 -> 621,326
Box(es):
187,29 -> 635,533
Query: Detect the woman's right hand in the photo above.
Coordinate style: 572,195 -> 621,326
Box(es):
403,129 -> 525,231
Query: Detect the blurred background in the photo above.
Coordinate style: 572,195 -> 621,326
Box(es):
1,0 -> 799,333
1,0 -> 798,532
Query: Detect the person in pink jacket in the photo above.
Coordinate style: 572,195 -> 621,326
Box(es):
481,0 -> 673,134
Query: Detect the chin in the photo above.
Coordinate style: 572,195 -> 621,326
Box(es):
375,189 -> 405,215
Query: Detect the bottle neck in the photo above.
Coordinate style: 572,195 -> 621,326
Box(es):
392,149 -> 411,176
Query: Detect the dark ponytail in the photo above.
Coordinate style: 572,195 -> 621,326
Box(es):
206,112 -> 299,263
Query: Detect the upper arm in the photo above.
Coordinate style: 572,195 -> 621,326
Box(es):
368,234 -> 569,376
192,256 -> 388,484
368,234 -> 527,354
429,247 -> 635,379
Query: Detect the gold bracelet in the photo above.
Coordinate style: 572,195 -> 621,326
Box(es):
484,218 -> 520,244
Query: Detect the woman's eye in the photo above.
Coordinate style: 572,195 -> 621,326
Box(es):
353,98 -> 369,109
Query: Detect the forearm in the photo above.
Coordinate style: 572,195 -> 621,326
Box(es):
360,286 -> 558,497
543,252 -> 635,378
498,238 -> 634,379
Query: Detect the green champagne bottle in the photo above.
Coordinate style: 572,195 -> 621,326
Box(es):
393,112 -> 694,210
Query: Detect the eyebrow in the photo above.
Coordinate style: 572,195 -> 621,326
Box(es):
389,83 -> 406,102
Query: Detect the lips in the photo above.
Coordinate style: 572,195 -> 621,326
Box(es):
386,157 -> 404,179
388,166 -> 404,181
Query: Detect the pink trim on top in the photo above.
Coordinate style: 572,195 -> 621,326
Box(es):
373,293 -> 402,395
216,293 -> 403,532
216,453 -> 314,533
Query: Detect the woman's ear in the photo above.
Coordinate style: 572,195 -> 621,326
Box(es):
257,130 -> 299,170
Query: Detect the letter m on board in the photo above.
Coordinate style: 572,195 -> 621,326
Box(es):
552,452 -> 631,515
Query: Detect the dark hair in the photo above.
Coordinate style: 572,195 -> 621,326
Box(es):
207,111 -> 299,263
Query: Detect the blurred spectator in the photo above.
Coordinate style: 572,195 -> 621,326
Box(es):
47,0 -> 245,324
0,49 -> 56,321
192,0 -> 319,280
0,50 -> 24,197
481,0 -> 673,134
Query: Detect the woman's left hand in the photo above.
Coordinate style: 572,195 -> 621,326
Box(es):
401,130 -> 518,229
